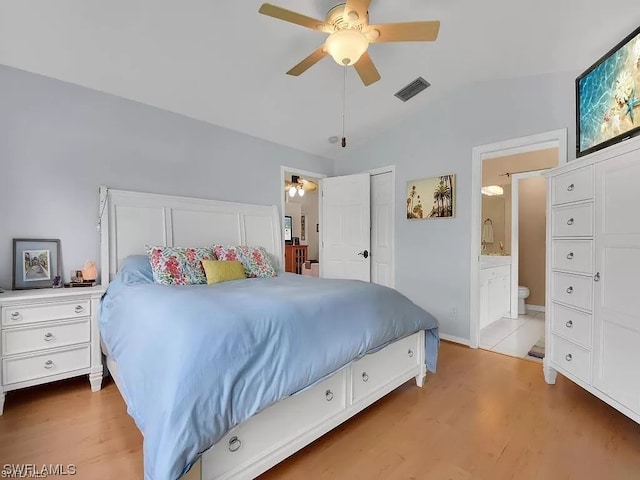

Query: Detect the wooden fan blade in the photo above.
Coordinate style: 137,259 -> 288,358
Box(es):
367,21 -> 440,43
259,3 -> 327,32
353,52 -> 381,86
344,0 -> 371,21
286,46 -> 329,76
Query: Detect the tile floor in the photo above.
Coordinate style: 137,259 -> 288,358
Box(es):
479,310 -> 545,361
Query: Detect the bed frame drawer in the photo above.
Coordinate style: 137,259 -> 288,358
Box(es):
351,333 -> 421,404
203,369 -> 347,479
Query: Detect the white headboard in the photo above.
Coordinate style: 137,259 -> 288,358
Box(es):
99,186 -> 282,286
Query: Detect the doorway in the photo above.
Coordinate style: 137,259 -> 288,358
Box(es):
470,129 -> 568,350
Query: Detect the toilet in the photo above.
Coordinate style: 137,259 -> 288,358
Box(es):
518,286 -> 530,315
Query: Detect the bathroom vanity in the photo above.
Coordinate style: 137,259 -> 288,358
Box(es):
479,256 -> 512,329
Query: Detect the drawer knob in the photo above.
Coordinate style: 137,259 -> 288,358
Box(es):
566,252 -> 574,260
362,372 -> 369,383
408,349 -> 414,358
228,436 -> 242,452
44,333 -> 54,341
74,305 -> 85,314
594,272 -> 600,282
325,389 -> 334,402
567,183 -> 575,192
44,360 -> 55,369
566,218 -> 574,226
10,311 -> 22,321
565,320 -> 573,328
566,286 -> 573,294
565,353 -> 573,362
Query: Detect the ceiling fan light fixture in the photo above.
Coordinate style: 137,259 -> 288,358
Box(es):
288,187 -> 297,197
325,29 -> 369,66
298,187 -> 305,197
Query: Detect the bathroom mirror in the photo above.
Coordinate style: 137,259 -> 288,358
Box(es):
481,185 -> 511,255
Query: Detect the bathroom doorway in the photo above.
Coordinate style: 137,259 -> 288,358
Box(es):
470,129 -> 568,356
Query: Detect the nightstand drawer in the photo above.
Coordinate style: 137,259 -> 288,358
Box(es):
2,318 -> 90,356
2,344 -> 90,385
2,300 -> 90,326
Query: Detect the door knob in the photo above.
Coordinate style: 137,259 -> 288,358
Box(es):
358,250 -> 369,259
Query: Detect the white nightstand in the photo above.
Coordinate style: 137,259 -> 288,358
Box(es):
0,286 -> 105,415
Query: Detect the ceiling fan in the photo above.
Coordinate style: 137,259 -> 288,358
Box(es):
285,175 -> 318,197
258,1 -> 440,86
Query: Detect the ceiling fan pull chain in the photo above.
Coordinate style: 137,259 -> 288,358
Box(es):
342,65 -> 347,148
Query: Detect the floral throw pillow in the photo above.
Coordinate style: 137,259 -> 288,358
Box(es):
213,245 -> 277,278
146,246 -> 215,285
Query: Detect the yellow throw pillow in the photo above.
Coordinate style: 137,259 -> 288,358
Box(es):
201,260 -> 246,285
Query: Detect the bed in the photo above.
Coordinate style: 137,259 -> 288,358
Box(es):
97,187 -> 439,480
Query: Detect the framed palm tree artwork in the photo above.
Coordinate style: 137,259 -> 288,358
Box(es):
406,174 -> 455,219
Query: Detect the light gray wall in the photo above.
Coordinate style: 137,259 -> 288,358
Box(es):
0,65 -> 333,289
335,71 -> 578,341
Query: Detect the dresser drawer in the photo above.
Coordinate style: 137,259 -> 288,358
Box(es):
2,300 -> 90,326
551,335 -> 591,384
351,333 -> 420,404
551,303 -> 592,349
2,318 -> 90,356
552,240 -> 593,274
202,370 -> 346,478
552,203 -> 593,237
552,272 -> 592,311
2,344 -> 90,385
552,167 -> 594,205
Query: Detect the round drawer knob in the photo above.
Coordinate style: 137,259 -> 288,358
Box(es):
362,372 -> 369,383
565,354 -> 573,362
407,349 -> 414,358
567,183 -> 575,192
566,252 -> 574,260
44,360 -> 55,369
74,305 -> 84,313
325,389 -> 334,402
566,286 -> 573,294
565,320 -> 573,328
228,436 -> 242,452
567,218 -> 575,226
44,333 -> 54,341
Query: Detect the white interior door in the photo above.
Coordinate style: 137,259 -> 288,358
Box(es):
371,172 -> 393,287
321,173 -> 371,281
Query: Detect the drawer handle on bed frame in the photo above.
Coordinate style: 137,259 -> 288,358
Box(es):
74,305 -> 85,314
566,286 -> 573,294
228,436 -> 242,452
44,333 -> 54,341
565,320 -> 573,328
10,312 -> 21,321
567,183 -> 575,192
361,372 -> 369,383
565,354 -> 573,362
566,252 -> 574,260
325,390 -> 334,402
567,218 -> 574,226
408,349 -> 414,358
44,360 -> 55,369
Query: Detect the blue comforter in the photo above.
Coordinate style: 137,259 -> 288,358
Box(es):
99,260 -> 439,480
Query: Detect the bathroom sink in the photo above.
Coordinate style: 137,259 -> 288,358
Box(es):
480,254 -> 512,268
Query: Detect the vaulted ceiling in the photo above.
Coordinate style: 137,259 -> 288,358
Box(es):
0,1 -> 637,159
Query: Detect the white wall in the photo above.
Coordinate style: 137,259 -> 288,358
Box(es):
0,65 -> 333,288
335,71 -> 578,340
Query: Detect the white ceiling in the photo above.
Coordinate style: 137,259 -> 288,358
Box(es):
1,1 -> 638,160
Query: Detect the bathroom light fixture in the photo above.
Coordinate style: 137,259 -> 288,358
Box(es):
481,185 -> 504,196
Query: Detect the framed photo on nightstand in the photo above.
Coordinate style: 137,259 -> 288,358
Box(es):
12,238 -> 61,290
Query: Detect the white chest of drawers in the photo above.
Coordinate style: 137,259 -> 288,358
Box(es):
0,287 -> 105,414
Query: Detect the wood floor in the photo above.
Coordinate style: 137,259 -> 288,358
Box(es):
1,341 -> 640,479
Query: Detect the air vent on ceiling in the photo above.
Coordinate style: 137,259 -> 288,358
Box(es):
395,77 -> 430,102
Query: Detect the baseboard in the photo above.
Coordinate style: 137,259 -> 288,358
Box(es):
439,333 -> 470,346
526,304 -> 546,313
